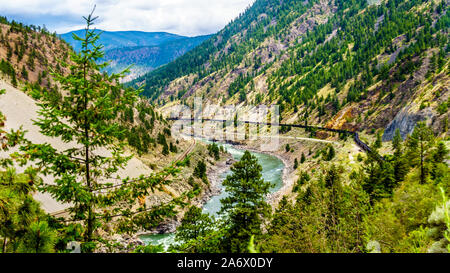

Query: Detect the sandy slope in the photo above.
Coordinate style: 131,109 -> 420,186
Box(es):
0,79 -> 152,213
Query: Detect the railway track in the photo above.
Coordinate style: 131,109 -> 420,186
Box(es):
168,117 -> 385,162
50,118 -> 382,219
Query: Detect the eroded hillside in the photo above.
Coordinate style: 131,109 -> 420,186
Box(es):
134,0 -> 449,141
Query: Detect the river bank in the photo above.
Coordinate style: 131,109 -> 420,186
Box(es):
143,140 -> 295,232
133,148 -> 234,237
232,143 -> 298,207
126,140 -> 292,250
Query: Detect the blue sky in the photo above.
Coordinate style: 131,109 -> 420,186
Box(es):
0,0 -> 255,36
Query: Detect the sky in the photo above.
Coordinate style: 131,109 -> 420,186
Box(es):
0,0 -> 255,36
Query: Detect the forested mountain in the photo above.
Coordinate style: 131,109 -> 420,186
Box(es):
61,30 -> 212,81
60,29 -> 185,51
103,35 -> 212,81
133,0 -> 449,139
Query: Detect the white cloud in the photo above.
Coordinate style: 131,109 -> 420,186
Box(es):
0,0 -> 255,36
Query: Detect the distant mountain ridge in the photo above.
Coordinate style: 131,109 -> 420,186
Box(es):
103,35 -> 212,81
60,29 -> 212,81
60,29 -> 185,51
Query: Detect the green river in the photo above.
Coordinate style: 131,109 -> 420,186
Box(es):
140,142 -> 285,248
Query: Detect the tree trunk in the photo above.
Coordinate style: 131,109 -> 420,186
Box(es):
83,54 -> 93,252
85,143 -> 93,244
420,141 -> 424,184
84,101 -> 94,251
2,237 -> 6,253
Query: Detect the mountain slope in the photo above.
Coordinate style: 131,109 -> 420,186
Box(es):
131,0 -> 333,99
0,17 -> 72,89
133,0 -> 449,139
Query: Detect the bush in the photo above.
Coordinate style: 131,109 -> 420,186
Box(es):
437,102 -> 448,115
193,160 -> 207,179
208,143 -> 220,160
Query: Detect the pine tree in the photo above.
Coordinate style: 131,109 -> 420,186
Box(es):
193,160 -> 207,179
239,89 -> 246,102
406,122 -> 435,184
27,55 -> 35,71
285,144 -> 290,153
433,142 -> 448,164
324,165 -> 343,243
325,145 -> 336,161
18,221 -> 56,253
175,206 -> 214,244
162,142 -> 169,155
374,131 -> 383,149
220,151 -> 271,252
169,142 -> 178,153
301,152 -> 306,163
10,71 -> 17,87
393,155 -> 409,183
362,152 -> 396,202
392,129 -> 403,155
21,65 -> 28,81
207,143 -> 220,160
6,44 -> 12,61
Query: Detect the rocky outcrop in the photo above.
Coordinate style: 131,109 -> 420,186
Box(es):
96,234 -> 145,253
382,106 -> 434,141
